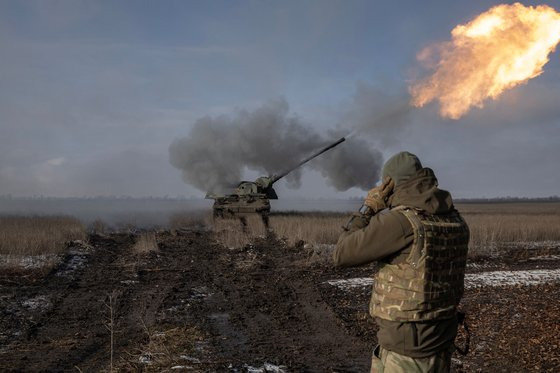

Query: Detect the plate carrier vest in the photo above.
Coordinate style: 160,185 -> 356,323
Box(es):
370,207 -> 469,322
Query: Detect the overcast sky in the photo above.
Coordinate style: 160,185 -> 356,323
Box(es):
0,0 -> 559,199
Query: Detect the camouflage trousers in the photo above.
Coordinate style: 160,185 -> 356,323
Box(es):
370,345 -> 453,373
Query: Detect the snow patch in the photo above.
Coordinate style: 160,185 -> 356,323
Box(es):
326,278 -> 373,290
0,241 -> 93,271
0,254 -> 61,269
509,241 -> 560,250
244,363 -> 287,373
138,354 -> 152,365
194,341 -> 208,352
180,355 -> 201,363
55,253 -> 88,278
465,269 -> 560,288
473,241 -> 560,251
55,241 -> 93,279
466,262 -> 495,270
189,286 -> 213,299
451,357 -> 463,366
22,295 -> 51,311
528,255 -> 560,261
326,269 -> 560,290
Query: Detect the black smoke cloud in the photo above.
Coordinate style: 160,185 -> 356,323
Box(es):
169,99 -> 383,193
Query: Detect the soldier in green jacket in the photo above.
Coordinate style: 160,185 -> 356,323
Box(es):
333,151 -> 469,373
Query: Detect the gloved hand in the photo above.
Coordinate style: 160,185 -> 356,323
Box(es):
364,177 -> 395,213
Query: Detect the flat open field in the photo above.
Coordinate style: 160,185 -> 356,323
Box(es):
1,202 -> 559,372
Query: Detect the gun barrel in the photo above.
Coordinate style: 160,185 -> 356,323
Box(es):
271,137 -> 346,183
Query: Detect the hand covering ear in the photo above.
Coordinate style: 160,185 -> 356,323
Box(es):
364,177 -> 395,213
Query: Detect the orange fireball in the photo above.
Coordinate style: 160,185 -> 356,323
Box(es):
410,3 -> 560,119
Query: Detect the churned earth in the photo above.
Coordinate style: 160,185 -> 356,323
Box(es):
1,230 -> 559,372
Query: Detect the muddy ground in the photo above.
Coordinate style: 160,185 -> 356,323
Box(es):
1,230 -> 559,372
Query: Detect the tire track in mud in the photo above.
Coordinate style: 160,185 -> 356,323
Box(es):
0,233 -> 213,372
15,229 -> 549,372
0,229 -> 380,372
186,236 -> 372,372
1,234 -> 138,371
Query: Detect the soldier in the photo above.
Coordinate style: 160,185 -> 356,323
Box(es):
333,151 -> 469,373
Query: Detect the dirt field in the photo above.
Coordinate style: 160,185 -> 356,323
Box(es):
1,224 -> 559,372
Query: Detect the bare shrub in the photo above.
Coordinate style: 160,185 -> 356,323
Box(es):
132,232 -> 159,254
103,290 -> 120,372
0,215 -> 86,256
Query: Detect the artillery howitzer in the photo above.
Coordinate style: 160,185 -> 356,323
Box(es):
206,137 -> 346,221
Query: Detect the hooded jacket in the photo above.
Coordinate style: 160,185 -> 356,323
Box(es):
333,168 -> 464,358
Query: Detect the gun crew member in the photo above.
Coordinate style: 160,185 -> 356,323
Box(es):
334,151 -> 469,373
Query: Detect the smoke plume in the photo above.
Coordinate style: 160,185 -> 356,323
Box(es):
345,83 -> 412,144
169,99 -> 383,194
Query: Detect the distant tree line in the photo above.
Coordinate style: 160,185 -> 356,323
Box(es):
0,195 -> 198,201
454,196 -> 560,203
1,195 -> 559,203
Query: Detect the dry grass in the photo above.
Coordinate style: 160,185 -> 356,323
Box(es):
269,212 -> 347,247
212,215 -> 267,249
169,211 -> 213,230
150,203 -> 560,257
0,215 -> 86,256
455,202 -> 560,215
132,232 -> 159,254
456,203 -> 560,256
265,203 -> 560,258
167,203 -> 560,258
462,214 -> 560,246
117,325 -> 204,371
209,212 -> 347,251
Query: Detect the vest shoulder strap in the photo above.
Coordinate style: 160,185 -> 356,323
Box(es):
395,207 -> 425,267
